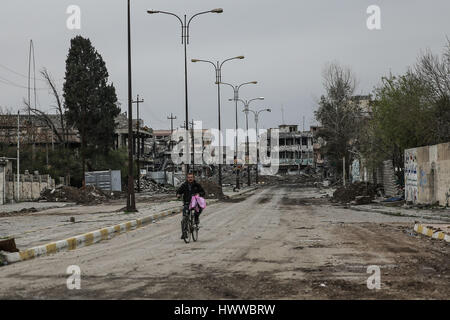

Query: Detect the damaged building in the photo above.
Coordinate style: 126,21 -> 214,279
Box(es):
269,124 -> 314,175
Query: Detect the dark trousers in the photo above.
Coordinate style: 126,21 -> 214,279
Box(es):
183,203 -> 202,222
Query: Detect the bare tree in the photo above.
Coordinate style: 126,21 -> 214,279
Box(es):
315,62 -> 362,174
322,62 -> 357,104
40,68 -> 67,146
414,38 -> 450,142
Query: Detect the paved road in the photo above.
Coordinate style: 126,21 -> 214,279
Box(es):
0,185 -> 448,299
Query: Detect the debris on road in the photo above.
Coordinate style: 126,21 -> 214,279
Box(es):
39,185 -> 111,204
0,238 -> 19,253
135,176 -> 174,194
198,180 -> 226,199
332,182 -> 382,204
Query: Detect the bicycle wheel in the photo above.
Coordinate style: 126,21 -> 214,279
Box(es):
182,215 -> 190,244
191,210 -> 198,242
187,216 -> 192,243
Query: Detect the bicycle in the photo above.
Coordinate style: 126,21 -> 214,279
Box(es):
181,206 -> 198,243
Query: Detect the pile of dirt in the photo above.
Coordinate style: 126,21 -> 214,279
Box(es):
332,182 -> 381,204
198,180 -> 225,199
39,185 -> 110,204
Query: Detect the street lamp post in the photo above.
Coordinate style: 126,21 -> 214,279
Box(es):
237,97 -> 264,186
126,0 -> 137,212
246,108 -> 271,184
147,8 -> 223,175
221,81 -> 257,190
191,56 -> 245,191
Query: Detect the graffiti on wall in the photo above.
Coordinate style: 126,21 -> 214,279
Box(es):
404,148 -> 418,203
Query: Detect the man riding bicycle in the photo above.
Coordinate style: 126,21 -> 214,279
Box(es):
176,173 -> 206,239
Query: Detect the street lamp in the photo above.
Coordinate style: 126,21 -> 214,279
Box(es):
221,81 -> 257,190
246,108 -> 271,184
126,0 -> 137,212
191,56 -> 245,191
147,8 -> 223,175
237,97 -> 264,186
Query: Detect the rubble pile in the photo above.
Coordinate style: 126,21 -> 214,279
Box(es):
40,185 -> 110,204
135,176 -> 174,194
332,182 -> 382,204
198,180 -> 225,199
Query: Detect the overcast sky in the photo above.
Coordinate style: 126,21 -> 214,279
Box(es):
0,0 -> 449,132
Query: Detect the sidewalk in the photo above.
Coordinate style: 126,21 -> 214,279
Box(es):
0,202 -> 74,215
347,203 -> 450,223
0,186 -> 258,250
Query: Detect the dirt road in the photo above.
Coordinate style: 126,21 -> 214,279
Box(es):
0,185 -> 448,299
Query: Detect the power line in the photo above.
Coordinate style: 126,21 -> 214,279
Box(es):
0,76 -> 48,90
0,63 -> 56,83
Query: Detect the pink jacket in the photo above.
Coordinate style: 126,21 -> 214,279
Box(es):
189,195 -> 206,212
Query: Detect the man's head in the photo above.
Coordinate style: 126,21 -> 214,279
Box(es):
187,173 -> 195,183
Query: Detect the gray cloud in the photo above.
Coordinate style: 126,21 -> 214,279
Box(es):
0,0 -> 449,132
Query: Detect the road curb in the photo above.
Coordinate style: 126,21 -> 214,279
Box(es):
347,206 -> 450,223
1,207 -> 183,265
414,223 -> 449,243
0,188 -> 261,265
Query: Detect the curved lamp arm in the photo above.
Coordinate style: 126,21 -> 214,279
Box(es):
191,58 -> 217,70
238,81 -> 258,90
187,8 -> 223,27
219,81 -> 235,90
147,10 -> 183,27
258,108 -> 271,116
220,56 -> 245,69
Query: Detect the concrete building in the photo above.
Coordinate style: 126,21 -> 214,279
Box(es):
269,124 -> 314,175
310,125 -> 324,167
113,112 -> 153,171
150,128 -> 215,175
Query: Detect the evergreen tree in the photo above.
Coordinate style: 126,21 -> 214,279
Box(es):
63,36 -> 120,183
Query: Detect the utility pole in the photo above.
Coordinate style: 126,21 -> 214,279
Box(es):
190,119 -> 195,174
167,113 -> 177,185
17,111 -> 20,202
132,94 -> 144,193
343,156 -> 346,187
126,0 -> 137,212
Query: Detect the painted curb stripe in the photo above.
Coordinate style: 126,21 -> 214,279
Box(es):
414,224 -> 449,243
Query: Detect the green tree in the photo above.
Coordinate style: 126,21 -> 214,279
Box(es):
361,39 -> 450,179
63,36 -> 120,184
365,73 -> 435,176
